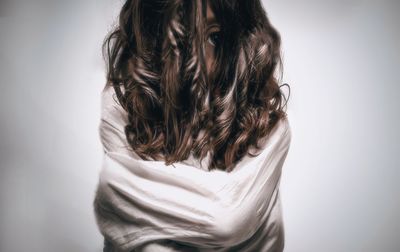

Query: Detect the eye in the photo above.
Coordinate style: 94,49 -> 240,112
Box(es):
207,31 -> 221,47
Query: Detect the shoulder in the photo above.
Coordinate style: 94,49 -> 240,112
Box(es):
271,115 -> 292,149
98,84 -> 135,156
253,116 -> 292,155
275,116 -> 291,139
100,84 -> 128,125
279,116 -> 292,143
101,84 -> 122,112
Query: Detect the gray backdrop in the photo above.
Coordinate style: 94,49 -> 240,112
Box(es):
0,0 -> 399,251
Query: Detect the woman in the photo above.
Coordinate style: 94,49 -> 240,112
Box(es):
94,0 -> 291,251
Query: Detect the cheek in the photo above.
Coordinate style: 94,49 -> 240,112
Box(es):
205,44 -> 215,74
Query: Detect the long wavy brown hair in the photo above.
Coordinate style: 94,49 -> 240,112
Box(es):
102,0 -> 290,172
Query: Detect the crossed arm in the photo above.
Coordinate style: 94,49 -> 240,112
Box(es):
93,86 -> 291,251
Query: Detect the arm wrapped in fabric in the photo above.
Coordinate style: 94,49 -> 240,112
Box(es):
93,86 -> 292,251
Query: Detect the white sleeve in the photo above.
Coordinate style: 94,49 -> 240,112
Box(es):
93,86 -> 292,251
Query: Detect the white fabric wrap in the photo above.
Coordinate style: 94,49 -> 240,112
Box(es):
93,86 -> 292,252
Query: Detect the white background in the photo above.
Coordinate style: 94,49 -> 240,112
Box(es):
0,0 -> 399,251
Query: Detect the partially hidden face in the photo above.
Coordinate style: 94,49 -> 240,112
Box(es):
205,0 -> 221,76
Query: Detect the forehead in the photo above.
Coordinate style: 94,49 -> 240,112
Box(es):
206,1 -> 217,23
207,2 -> 214,17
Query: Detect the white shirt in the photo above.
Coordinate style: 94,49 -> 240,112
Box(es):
94,85 -> 292,252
